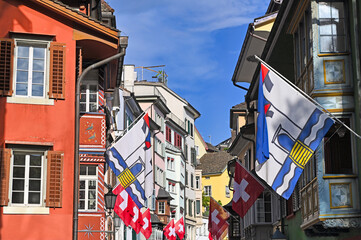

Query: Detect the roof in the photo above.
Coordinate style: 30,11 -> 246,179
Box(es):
196,151 -> 233,175
101,0 -> 114,13
205,142 -> 218,152
157,188 -> 173,200
28,0 -> 119,39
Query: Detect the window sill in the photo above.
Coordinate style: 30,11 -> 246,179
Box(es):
3,206 -> 50,215
7,96 -> 54,105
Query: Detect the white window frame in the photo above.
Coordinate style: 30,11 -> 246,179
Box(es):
195,176 -> 200,189
204,185 -> 212,196
79,165 -> 98,211
158,201 -> 165,214
8,38 -> 54,105
8,150 -> 46,207
80,80 -> 99,113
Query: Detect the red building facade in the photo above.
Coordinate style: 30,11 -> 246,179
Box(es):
0,0 -> 121,239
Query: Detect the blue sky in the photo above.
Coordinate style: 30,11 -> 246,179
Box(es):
107,0 -> 270,145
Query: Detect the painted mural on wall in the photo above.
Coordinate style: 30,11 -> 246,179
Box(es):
80,114 -> 106,149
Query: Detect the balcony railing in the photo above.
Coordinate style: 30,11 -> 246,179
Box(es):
133,86 -> 167,105
167,112 -> 185,130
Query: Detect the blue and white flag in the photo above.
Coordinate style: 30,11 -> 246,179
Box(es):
106,113 -> 153,208
256,63 -> 334,199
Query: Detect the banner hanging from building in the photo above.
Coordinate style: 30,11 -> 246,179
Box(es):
256,63 -> 334,199
106,113 -> 153,208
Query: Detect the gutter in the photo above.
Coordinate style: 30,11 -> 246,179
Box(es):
73,36 -> 128,240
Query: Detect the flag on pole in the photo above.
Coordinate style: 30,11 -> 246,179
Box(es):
106,113 -> 153,208
208,198 -> 229,240
175,217 -> 185,239
140,209 -> 152,239
129,202 -> 142,234
256,63 -> 334,199
164,219 -> 177,240
113,185 -> 136,227
232,161 -> 264,218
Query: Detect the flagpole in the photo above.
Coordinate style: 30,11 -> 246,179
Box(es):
252,55 -> 361,140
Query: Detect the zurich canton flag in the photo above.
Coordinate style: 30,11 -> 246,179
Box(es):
106,113 -> 153,208
256,64 -> 334,199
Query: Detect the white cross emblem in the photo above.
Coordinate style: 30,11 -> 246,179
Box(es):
233,179 -> 250,203
169,226 -> 176,237
211,209 -> 220,225
143,217 -> 149,230
132,206 -> 139,222
178,224 -> 184,232
119,190 -> 128,211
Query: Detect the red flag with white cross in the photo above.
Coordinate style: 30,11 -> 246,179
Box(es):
232,161 -> 264,218
208,197 -> 229,240
113,185 -> 134,226
175,217 -> 185,239
129,202 -> 142,234
164,219 -> 177,240
140,208 -> 152,239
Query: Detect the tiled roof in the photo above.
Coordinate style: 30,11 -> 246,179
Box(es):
196,151 -> 233,175
47,0 -> 118,31
205,142 -> 218,152
231,102 -> 247,110
101,0 -> 114,13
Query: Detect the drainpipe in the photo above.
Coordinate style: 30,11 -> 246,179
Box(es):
73,36 -> 128,240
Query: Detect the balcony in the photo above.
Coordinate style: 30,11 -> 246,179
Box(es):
167,112 -> 185,130
133,85 -> 167,105
79,113 -> 106,150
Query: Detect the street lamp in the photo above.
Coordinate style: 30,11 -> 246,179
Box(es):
227,157 -> 237,190
104,188 -> 117,216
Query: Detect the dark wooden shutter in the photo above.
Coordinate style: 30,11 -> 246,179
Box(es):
0,149 -> 11,206
0,38 -> 14,96
49,42 -> 66,99
46,151 -> 64,208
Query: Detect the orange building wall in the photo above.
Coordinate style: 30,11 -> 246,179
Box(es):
0,1 -> 76,239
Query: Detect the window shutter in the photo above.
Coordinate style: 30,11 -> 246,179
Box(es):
0,149 -> 11,206
49,42 -> 66,99
46,151 -> 64,208
0,38 -> 14,96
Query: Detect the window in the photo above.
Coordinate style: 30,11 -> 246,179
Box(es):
185,170 -> 188,186
195,176 -> 200,189
256,192 -> 272,223
1,149 -> 64,210
166,126 -> 172,143
191,174 -> 194,188
225,186 -> 230,198
204,186 -> 212,196
79,165 -> 97,211
196,200 -> 201,215
158,201 -> 165,214
324,118 -> 353,174
188,199 -> 193,217
167,157 -> 175,171
80,81 -> 98,112
319,1 -> 347,53
171,207 -> 176,218
10,151 -> 45,205
0,39 -> 65,99
15,43 -> 47,97
155,167 -> 165,187
174,132 -> 182,149
184,144 -> 188,160
191,148 -> 197,166
168,181 -> 176,193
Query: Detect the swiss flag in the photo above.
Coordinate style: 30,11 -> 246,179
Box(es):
232,161 -> 264,218
175,217 -> 185,239
113,185 -> 134,226
129,203 -> 142,234
163,219 -> 176,240
140,209 -> 152,239
208,198 -> 229,240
